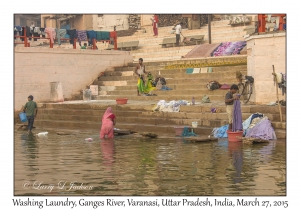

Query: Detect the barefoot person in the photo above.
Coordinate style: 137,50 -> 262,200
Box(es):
23,95 -> 38,134
135,58 -> 147,96
100,107 -> 116,139
225,85 -> 239,130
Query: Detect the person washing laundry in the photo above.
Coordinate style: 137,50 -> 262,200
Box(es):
225,84 -> 239,130
23,95 -> 38,134
135,58 -> 147,96
100,107 -> 116,139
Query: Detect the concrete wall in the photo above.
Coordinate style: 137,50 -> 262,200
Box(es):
93,15 -> 130,31
140,15 -> 153,27
245,32 -> 286,104
14,48 -> 132,111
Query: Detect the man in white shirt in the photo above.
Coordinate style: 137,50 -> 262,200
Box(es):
175,22 -> 182,46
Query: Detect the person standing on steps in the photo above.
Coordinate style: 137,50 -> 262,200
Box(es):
225,84 -> 239,130
174,22 -> 182,46
151,14 -> 159,37
23,95 -> 38,134
135,58 -> 147,96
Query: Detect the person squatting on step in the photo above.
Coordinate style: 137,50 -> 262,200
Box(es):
100,107 -> 116,139
224,84 -> 239,130
135,58 -> 148,96
23,95 -> 38,134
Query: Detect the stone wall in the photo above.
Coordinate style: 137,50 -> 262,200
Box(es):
93,15 -> 130,31
14,48 -> 132,111
245,32 -> 286,104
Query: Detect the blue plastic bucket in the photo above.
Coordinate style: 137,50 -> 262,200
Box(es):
19,112 -> 27,122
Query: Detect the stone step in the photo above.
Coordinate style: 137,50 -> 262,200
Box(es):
114,65 -> 247,72
34,120 -> 285,139
36,111 -> 286,129
37,103 -> 286,115
99,89 -> 234,97
127,55 -> 247,66
93,95 -> 236,102
97,73 -> 242,82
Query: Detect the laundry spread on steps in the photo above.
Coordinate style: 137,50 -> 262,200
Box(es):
152,100 -> 189,112
211,112 -> 277,140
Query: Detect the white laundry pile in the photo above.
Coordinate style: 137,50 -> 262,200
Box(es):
152,100 -> 188,112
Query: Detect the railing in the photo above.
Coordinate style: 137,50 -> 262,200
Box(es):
14,27 -> 118,50
257,14 -> 286,33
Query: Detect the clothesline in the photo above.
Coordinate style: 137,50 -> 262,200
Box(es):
14,25 -> 117,48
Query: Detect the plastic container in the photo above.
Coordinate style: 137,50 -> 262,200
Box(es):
19,112 -> 27,122
227,130 -> 243,142
192,122 -> 198,128
116,98 -> 128,105
174,126 -> 186,136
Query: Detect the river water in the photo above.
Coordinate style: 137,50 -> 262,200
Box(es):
14,129 -> 286,196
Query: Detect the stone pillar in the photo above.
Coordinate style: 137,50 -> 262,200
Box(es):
50,82 -> 64,102
245,32 -> 286,104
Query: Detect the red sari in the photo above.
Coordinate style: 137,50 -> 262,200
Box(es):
152,15 -> 159,36
100,107 -> 115,139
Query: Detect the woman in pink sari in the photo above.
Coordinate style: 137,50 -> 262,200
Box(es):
100,107 -> 116,139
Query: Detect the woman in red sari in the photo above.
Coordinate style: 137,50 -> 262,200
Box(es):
151,15 -> 159,37
100,107 -> 116,139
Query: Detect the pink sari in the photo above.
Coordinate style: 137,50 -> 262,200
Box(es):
100,107 -> 115,139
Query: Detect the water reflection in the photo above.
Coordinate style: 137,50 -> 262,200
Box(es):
228,142 -> 243,184
100,139 -> 115,171
14,130 -> 286,196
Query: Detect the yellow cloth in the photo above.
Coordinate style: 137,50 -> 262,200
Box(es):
226,105 -> 234,124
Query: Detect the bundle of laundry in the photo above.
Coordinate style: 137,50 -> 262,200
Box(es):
152,100 -> 188,112
206,81 -> 222,90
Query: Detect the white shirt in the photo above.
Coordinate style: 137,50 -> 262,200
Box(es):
175,24 -> 182,34
137,65 -> 144,75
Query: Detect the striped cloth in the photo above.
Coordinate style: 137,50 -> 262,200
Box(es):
76,30 -> 87,46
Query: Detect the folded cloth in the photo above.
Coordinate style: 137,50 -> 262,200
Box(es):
193,68 -> 200,73
200,67 -> 208,73
186,68 -> 193,74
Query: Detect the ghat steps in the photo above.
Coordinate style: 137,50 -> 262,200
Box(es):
33,58 -> 286,139
34,102 -> 286,139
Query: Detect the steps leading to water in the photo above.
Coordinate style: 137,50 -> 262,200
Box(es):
34,102 -> 286,139
23,20 -> 286,140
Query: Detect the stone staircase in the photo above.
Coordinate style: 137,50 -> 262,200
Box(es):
28,19 -> 286,139
34,100 -> 286,139
33,57 -> 286,139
